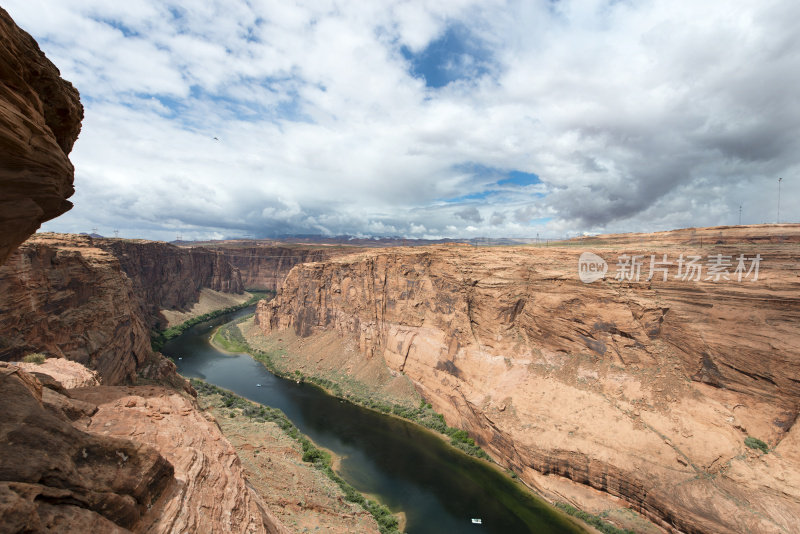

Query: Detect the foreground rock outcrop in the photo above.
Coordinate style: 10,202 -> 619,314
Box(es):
71,384 -> 290,534
257,224 -> 800,534
0,363 -> 174,532
0,360 -> 292,533
0,7 -> 83,265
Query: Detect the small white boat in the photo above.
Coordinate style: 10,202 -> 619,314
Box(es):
471,518 -> 482,525
256,384 -> 262,387
178,357 -> 182,360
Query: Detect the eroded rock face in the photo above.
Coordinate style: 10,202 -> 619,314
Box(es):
71,385 -> 290,534
0,7 -> 83,265
216,245 -> 350,291
257,225 -> 800,534
0,363 -> 174,531
0,233 -> 247,383
0,362 -> 292,534
102,239 -> 244,328
0,235 -> 152,384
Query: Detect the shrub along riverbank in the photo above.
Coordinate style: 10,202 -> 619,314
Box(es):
151,290 -> 273,352
191,379 -> 400,534
212,316 -> 491,460
214,315 -> 639,534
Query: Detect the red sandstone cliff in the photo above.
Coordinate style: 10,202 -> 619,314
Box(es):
257,224 -> 800,534
0,363 -> 174,532
205,243 -> 354,291
99,239 -> 244,329
0,235 -> 152,384
0,233 -> 248,382
0,10 -> 291,532
0,7 -> 83,265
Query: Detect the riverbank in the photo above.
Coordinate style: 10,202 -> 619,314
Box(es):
151,290 -> 273,352
160,288 -> 253,328
219,315 -> 640,534
223,317 -> 493,460
191,379 -> 399,533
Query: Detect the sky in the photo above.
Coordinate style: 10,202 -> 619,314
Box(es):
6,0 -> 799,241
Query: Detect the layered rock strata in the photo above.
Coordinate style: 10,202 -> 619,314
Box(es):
0,361 -> 291,533
0,363 -> 174,532
0,235 -> 152,384
0,7 -> 83,265
0,233 -> 247,382
101,239 -> 244,328
210,244 -> 353,291
256,225 -> 800,534
71,384 -> 290,534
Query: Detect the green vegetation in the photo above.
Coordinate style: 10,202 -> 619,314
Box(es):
555,502 -> 635,534
191,379 -> 400,534
744,436 -> 769,453
22,352 -> 46,364
235,331 -> 493,461
151,291 -> 273,352
211,315 -> 252,353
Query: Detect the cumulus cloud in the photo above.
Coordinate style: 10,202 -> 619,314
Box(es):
456,206 -> 483,223
5,0 -> 797,240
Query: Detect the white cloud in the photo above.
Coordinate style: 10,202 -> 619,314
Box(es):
7,0 -> 798,240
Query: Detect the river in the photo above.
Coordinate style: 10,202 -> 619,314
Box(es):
166,307 -> 584,534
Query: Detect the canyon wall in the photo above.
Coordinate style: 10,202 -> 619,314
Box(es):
0,7 -> 83,265
100,239 -> 244,329
212,244 -> 353,291
0,235 -> 151,384
0,233 -> 247,382
257,226 -> 800,534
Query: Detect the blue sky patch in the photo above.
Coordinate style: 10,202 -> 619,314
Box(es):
497,170 -> 541,187
93,18 -> 140,38
443,190 -> 500,203
401,24 -> 494,88
438,164 -> 544,204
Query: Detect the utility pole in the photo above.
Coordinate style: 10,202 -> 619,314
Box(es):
778,177 -> 782,223
113,229 -> 119,238
91,227 -> 98,235
739,205 -> 742,226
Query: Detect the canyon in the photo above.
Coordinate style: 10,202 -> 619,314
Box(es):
255,226 -> 800,534
3,5 -> 799,533
0,233 -> 249,382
